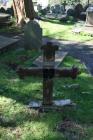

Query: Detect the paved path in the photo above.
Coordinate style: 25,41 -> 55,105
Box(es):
43,37 -> 93,75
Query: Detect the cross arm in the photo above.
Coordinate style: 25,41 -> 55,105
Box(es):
55,67 -> 79,79
16,67 -> 43,79
17,67 -> 79,80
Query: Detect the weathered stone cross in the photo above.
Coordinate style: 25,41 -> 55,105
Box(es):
17,42 -> 79,107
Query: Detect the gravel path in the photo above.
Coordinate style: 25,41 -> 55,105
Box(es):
43,37 -> 93,75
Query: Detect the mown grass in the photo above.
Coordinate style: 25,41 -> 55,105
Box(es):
0,48 -> 93,140
0,18 -> 93,139
40,19 -> 93,42
0,18 -> 93,42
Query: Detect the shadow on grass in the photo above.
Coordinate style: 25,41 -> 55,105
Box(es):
43,35 -> 93,48
0,73 -> 93,140
0,79 -> 42,105
0,36 -> 93,139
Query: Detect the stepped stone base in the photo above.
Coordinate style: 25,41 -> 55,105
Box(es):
0,13 -> 11,25
33,51 -> 68,67
0,35 -> 19,52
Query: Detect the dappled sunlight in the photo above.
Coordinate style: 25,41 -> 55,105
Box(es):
20,112 -> 65,140
80,72 -> 91,78
40,20 -> 93,42
22,121 -> 49,137
0,44 -> 93,139
21,82 -> 42,91
0,95 -> 65,139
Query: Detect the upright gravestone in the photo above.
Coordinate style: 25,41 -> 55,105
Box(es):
50,6 -> 55,14
74,4 -> 83,18
55,4 -> 61,14
86,6 -> 93,26
60,5 -> 64,13
24,20 -> 42,50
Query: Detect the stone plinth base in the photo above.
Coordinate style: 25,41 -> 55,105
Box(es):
28,99 -> 76,111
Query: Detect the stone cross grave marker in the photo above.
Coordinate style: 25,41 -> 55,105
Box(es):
24,20 -> 42,50
17,42 -> 79,109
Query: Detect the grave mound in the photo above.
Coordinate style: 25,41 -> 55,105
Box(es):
56,120 -> 86,139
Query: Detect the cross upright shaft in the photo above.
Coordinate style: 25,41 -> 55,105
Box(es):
41,42 -> 58,105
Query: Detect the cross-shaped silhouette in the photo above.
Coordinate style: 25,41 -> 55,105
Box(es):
17,42 -> 79,106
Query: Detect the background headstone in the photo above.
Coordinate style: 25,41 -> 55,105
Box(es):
24,20 -> 42,50
55,4 -> 61,14
67,8 -> 75,17
50,6 -> 55,14
37,4 -> 42,12
6,7 -> 14,16
74,4 -> 83,18
0,7 -> 6,13
60,5 -> 64,13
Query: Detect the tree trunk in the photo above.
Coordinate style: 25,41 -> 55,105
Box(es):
88,0 -> 89,5
24,0 -> 35,20
13,0 -> 35,27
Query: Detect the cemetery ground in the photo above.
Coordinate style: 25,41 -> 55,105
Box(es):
0,20 -> 93,140
0,48 -> 93,140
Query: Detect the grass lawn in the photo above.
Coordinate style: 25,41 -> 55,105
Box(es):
40,19 -> 93,42
0,19 -> 93,139
0,48 -> 93,140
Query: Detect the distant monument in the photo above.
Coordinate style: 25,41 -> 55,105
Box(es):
86,6 -> 93,26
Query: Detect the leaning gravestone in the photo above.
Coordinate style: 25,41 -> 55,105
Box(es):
24,20 -> 42,50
